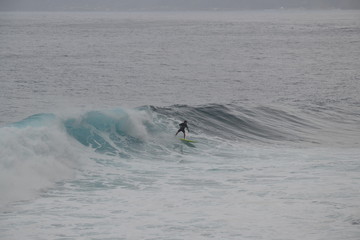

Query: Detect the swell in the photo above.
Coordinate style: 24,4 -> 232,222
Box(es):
152,103 -> 360,146
3,103 -> 358,163
1,103 -> 358,165
61,103 -> 360,151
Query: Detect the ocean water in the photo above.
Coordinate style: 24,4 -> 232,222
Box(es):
1,10 -> 360,240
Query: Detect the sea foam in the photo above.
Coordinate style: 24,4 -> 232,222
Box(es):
0,117 -> 84,207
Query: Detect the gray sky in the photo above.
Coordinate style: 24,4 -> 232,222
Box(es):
1,0 -> 360,11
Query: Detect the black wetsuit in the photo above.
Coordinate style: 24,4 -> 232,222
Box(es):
178,122 -> 188,133
176,121 -> 189,138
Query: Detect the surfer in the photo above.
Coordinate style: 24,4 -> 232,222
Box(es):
175,120 -> 189,139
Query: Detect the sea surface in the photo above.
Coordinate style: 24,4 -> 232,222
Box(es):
0,10 -> 360,240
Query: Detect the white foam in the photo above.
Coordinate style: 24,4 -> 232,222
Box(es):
0,122 -> 85,207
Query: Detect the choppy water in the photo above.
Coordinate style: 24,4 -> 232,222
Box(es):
1,10 -> 360,240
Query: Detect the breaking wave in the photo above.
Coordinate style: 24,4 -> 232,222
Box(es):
1,103 -> 359,206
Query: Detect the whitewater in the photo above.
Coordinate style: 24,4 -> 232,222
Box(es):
1,11 -> 360,240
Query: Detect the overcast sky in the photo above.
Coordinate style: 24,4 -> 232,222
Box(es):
1,0 -> 360,11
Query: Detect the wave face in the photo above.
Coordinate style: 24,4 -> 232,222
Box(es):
152,103 -> 360,146
63,104 -> 359,157
64,109 -> 153,157
1,103 -> 359,206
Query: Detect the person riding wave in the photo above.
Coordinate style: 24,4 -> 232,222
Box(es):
175,120 -> 189,139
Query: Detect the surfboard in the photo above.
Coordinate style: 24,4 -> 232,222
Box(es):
179,138 -> 197,143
